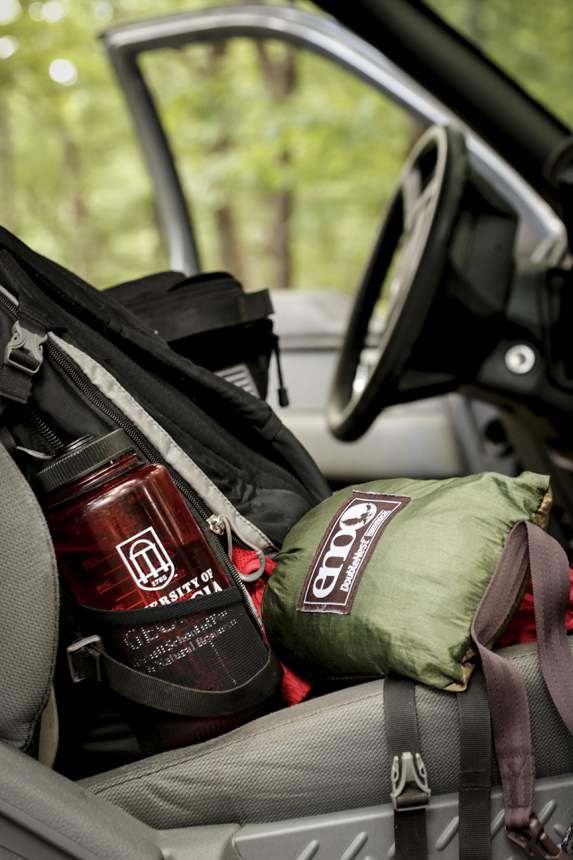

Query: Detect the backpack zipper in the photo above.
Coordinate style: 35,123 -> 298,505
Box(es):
207,513 -> 266,581
23,405 -> 65,450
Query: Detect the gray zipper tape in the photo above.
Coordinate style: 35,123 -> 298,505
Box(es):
48,332 -> 275,553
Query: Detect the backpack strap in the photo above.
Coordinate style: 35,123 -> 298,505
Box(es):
471,521 -> 572,857
384,676 -> 431,860
457,671 -> 492,860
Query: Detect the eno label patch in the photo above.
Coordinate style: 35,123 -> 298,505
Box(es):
297,491 -> 410,614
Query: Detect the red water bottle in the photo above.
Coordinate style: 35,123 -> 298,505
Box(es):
37,430 -> 275,752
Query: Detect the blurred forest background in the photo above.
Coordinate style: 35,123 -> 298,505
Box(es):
0,0 -> 571,292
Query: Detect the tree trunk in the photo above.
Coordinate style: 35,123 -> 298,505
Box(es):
255,37 -> 298,289
208,42 -> 246,281
62,130 -> 89,276
214,200 -> 245,280
0,99 -> 15,232
271,147 -> 293,291
466,0 -> 484,44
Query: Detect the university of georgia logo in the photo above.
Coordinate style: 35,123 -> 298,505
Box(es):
298,491 -> 410,614
116,526 -> 175,591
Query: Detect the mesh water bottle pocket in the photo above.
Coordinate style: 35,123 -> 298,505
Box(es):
81,589 -> 281,753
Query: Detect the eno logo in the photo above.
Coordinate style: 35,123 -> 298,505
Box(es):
116,526 -> 175,591
298,492 -> 410,614
311,502 -> 378,599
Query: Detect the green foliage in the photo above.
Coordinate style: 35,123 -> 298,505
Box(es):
0,0 -> 571,293
0,0 -> 180,284
0,0 -> 411,291
141,37 -> 411,291
427,0 -> 573,129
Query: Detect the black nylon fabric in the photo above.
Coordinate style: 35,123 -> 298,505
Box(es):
384,677 -> 429,860
94,644 -> 281,718
457,672 -> 492,860
108,271 -> 276,400
0,227 -> 329,543
80,586 -> 243,627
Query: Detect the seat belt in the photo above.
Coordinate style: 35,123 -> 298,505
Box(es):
384,676 -> 431,860
457,671 -> 491,860
472,521 -> 573,858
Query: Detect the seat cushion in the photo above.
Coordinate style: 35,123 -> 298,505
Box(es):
81,641 -> 573,829
0,441 -> 59,751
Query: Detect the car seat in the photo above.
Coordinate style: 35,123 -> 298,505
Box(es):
2,439 -> 573,860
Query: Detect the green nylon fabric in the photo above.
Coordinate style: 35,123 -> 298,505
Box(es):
263,472 -> 550,691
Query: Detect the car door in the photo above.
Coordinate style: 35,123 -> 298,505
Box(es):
101,3 -> 561,485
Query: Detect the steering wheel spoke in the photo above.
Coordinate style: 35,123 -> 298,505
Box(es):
328,125 -> 468,441
402,172 -> 439,235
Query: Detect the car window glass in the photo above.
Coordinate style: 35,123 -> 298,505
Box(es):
0,1 -> 171,288
140,38 -> 418,293
427,0 -> 573,130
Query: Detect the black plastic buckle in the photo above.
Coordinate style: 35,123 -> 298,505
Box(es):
390,751 -> 431,812
4,321 -> 47,376
66,635 -> 103,683
507,815 -> 566,858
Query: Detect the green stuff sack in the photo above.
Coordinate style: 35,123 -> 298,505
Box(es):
263,472 -> 551,691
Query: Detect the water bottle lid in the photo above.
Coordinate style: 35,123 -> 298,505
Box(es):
36,429 -> 135,495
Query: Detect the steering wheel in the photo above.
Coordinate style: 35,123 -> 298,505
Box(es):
328,124 -> 468,441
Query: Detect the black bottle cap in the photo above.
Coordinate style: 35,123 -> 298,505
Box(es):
35,429 -> 135,495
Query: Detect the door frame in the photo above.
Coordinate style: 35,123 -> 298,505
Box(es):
101,3 -> 565,275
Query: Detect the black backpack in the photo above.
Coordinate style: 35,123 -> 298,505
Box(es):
0,226 -> 328,548
107,269 -> 283,403
0,225 -> 329,753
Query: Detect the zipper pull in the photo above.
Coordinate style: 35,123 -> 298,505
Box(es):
207,513 -> 233,557
273,335 -> 290,408
207,513 -> 266,582
237,548 -> 266,582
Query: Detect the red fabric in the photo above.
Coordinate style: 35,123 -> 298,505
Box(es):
231,547 -> 312,706
232,553 -> 573,690
498,563 -> 573,647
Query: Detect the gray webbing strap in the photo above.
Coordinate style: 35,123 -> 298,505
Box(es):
0,256 -> 48,405
471,521 -> 572,857
384,677 -> 430,860
457,671 -> 491,860
0,315 -> 47,404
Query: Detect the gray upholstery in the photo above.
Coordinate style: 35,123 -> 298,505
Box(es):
229,777 -> 573,860
82,641 -> 573,829
0,742 -> 160,860
0,442 -> 58,751
1,434 -> 570,839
